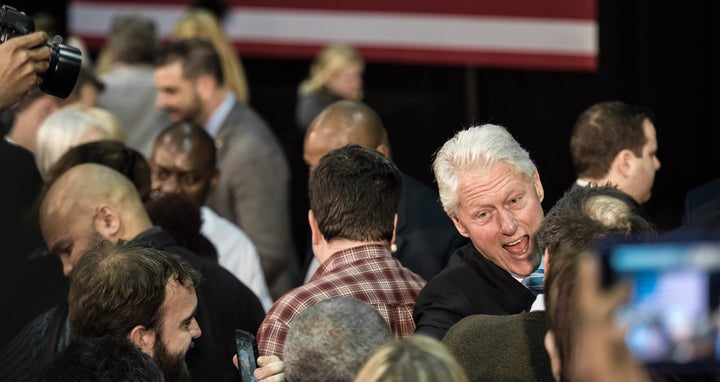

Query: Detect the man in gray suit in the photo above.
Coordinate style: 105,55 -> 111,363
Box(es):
154,38 -> 299,298
97,13 -> 170,158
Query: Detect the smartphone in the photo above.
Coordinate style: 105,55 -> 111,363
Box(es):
234,329 -> 259,382
599,237 -> 720,374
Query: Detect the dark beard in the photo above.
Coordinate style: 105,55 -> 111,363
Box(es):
153,331 -> 191,382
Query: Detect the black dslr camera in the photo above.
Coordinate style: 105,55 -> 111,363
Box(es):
0,4 -> 82,98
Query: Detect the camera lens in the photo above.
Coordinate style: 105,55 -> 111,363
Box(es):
39,42 -> 82,99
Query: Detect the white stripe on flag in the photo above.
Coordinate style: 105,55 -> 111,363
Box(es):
69,3 -> 597,55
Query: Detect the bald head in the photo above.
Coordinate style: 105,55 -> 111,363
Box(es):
154,122 -> 216,168
41,163 -> 152,276
303,100 -> 390,171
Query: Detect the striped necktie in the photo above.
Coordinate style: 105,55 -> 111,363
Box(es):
521,265 -> 544,296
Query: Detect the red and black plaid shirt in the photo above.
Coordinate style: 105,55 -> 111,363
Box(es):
256,244 -> 427,357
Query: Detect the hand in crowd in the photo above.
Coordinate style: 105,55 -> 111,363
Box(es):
232,354 -> 286,381
0,31 -> 50,109
571,255 -> 650,382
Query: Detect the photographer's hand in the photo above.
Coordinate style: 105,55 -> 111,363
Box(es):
571,256 -> 650,382
0,31 -> 51,109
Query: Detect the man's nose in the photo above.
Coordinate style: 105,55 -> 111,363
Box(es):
190,318 -> 202,339
160,177 -> 182,194
62,261 -> 73,277
498,209 -> 519,235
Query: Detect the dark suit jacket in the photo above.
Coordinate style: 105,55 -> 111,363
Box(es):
394,174 -> 468,281
683,177 -> 720,226
413,243 -> 536,340
135,228 -> 266,382
204,100 -> 300,298
443,311 -> 554,382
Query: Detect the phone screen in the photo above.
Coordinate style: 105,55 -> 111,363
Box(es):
234,329 -> 259,382
600,239 -> 720,374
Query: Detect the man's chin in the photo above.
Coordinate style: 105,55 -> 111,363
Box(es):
153,341 -> 191,382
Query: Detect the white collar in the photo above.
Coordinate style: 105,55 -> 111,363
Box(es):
205,92 -> 236,138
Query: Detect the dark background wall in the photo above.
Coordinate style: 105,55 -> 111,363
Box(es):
23,1 -> 720,247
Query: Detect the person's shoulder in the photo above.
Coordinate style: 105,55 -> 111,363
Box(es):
444,313 -> 510,345
200,206 -> 252,241
263,285 -> 318,322
418,261 -> 477,299
686,177 -> 720,205
224,100 -> 271,131
449,310 -> 544,333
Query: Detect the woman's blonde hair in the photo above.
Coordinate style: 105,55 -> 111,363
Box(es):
354,335 -> 469,382
35,105 -> 126,180
299,44 -> 364,98
174,8 -> 250,104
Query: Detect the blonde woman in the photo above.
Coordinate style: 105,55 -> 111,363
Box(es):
295,44 -> 365,130
174,8 -> 250,104
34,105 -> 126,180
354,335 -> 469,382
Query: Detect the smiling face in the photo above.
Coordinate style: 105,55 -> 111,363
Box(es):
451,161 -> 545,277
151,279 -> 201,382
154,61 -> 203,124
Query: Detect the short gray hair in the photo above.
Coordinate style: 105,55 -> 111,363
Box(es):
284,297 -> 392,382
433,124 -> 536,217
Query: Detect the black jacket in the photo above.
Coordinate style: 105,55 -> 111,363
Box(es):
413,243 -> 536,340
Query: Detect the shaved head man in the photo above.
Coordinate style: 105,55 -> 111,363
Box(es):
301,100 -> 466,282
303,100 -> 390,171
41,164 -> 150,276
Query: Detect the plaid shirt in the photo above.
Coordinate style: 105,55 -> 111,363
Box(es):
256,244 -> 427,357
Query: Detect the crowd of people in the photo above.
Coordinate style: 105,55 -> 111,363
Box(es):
2,6 -> 719,382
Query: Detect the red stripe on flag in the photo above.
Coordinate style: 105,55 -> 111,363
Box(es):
237,42 -> 596,71
70,0 -> 596,20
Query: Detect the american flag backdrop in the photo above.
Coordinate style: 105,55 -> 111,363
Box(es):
68,0 -> 597,70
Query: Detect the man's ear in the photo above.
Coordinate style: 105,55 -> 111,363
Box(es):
614,149 -> 636,178
375,144 -> 392,160
545,330 -> 561,381
391,213 -> 398,246
308,209 -> 323,245
543,248 -> 551,280
533,170 -> 545,203
195,74 -> 216,101
450,215 -> 469,238
94,204 -> 120,240
128,325 -> 157,357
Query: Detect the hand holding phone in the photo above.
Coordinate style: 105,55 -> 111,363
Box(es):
234,329 -> 259,382
599,238 -> 720,374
